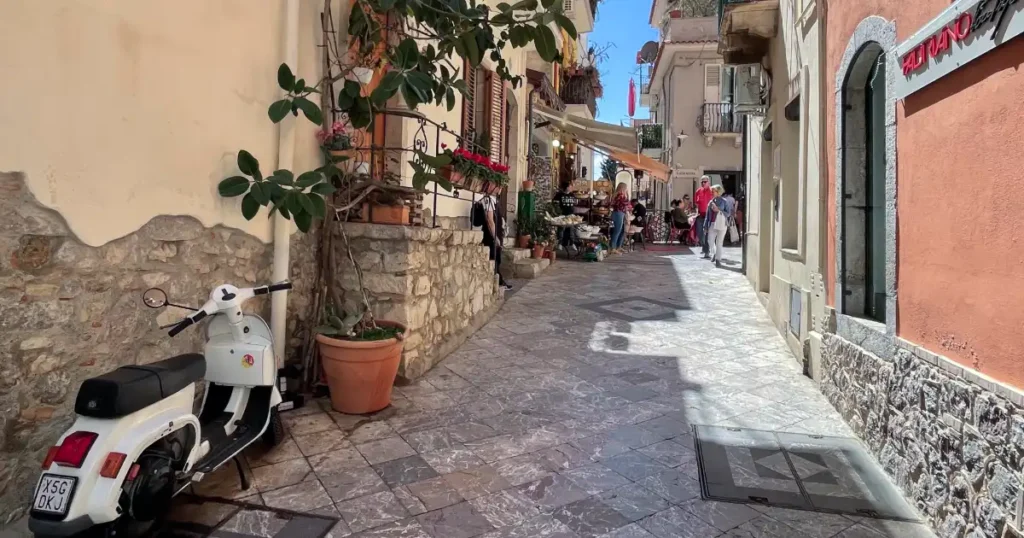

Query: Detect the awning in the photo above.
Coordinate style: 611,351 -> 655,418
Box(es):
533,104 -> 670,183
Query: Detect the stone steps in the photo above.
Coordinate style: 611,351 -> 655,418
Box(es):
512,257 -> 550,279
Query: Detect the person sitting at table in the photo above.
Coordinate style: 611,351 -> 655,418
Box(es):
671,200 -> 690,244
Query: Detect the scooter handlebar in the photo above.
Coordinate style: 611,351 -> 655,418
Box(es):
167,300 -> 216,337
253,281 -> 293,296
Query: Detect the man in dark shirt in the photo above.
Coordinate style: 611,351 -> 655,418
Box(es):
554,183 -> 581,251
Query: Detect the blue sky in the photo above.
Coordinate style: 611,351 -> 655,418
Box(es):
592,0 -> 658,126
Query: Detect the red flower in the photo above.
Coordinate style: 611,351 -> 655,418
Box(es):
441,143 -> 448,150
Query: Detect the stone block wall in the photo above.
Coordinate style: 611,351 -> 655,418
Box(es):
0,173 -> 317,523
334,223 -> 501,380
821,332 -> 1024,538
530,156 -> 554,202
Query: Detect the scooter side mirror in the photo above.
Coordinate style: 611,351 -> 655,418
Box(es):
143,288 -> 168,308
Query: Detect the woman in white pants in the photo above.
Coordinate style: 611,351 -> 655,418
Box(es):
706,185 -> 731,268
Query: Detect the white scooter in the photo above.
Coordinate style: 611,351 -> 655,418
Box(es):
27,281 -> 293,537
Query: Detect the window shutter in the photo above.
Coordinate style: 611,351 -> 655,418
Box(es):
461,60 -> 477,148
704,63 -> 722,103
490,76 -> 505,159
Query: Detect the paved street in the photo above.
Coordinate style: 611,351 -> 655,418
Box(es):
160,246 -> 935,538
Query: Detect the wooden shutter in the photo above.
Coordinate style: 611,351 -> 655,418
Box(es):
704,63 -> 722,103
490,76 -> 505,160
461,60 -> 477,148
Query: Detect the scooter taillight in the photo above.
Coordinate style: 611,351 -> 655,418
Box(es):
99,452 -> 127,478
41,446 -> 58,470
53,431 -> 99,468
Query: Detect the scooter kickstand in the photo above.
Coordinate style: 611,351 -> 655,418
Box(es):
233,457 -> 251,491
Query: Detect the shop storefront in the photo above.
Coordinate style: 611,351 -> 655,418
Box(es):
823,0 -> 1024,535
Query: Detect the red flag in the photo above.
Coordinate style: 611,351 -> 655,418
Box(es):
628,79 -> 636,117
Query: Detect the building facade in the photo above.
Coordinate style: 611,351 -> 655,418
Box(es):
640,6 -> 743,209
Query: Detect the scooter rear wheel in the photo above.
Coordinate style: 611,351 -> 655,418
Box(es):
261,406 -> 286,447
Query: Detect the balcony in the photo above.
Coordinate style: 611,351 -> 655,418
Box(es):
562,0 -> 595,35
638,124 -> 664,158
717,0 -> 779,64
560,67 -> 601,118
698,103 -> 742,146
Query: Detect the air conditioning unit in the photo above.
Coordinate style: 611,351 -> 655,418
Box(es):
734,64 -> 769,114
564,0 -> 574,11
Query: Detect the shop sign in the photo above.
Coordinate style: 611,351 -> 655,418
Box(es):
673,169 -> 698,182
895,0 -> 1024,98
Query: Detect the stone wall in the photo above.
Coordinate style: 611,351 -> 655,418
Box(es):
821,332 -> 1024,538
529,156 -> 554,202
0,173 -> 316,523
334,223 -> 502,380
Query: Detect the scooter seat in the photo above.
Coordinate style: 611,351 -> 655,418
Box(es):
75,354 -> 206,418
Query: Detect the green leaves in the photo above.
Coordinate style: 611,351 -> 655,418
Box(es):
241,193 -> 261,220
533,25 -> 558,62
293,96 -> 323,125
395,38 -> 420,69
416,150 -> 452,170
277,64 -> 295,91
541,0 -> 557,7
508,25 -> 533,47
553,14 -> 577,39
218,176 -> 250,197
269,99 -> 292,122
237,150 -> 261,179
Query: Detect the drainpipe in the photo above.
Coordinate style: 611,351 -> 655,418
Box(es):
272,0 -> 300,364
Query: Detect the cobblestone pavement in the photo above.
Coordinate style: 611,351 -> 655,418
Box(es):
168,247 -> 934,537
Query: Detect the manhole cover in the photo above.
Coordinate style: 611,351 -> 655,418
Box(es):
693,425 -> 921,522
157,494 -> 340,538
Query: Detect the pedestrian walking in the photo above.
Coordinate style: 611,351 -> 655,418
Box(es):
704,185 -> 733,268
693,176 -> 714,258
477,194 -> 512,290
609,182 -> 632,254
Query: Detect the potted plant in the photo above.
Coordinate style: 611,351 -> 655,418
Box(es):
531,240 -> 546,259
314,305 -> 406,414
515,215 -> 534,249
321,121 -> 366,173
367,190 -> 410,225
522,179 -> 535,191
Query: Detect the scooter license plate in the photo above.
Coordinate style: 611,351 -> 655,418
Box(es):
33,474 -> 76,516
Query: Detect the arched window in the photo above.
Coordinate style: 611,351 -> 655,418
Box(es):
841,43 -> 888,323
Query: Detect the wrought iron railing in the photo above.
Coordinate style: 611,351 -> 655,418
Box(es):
698,103 -> 741,135
638,124 -> 664,151
560,74 -> 598,117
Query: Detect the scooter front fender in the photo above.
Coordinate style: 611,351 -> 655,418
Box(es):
28,386 -> 197,534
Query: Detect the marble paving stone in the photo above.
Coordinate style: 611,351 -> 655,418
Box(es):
483,412 -> 555,435
517,474 -> 591,511
245,438 -> 304,468
403,427 -> 460,453
393,485 -> 429,516
424,368 -> 473,391
465,434 -> 530,462
599,452 -> 668,481
420,445 -> 488,474
717,515 -> 817,538
552,497 -> 631,538
318,466 -> 389,503
677,499 -> 761,532
336,490 -> 409,533
570,435 -> 633,461
348,518 -> 431,538
442,464 -> 512,500
606,425 -> 672,449
637,469 -> 702,505
415,501 -> 495,538
597,484 -> 671,522
610,386 -> 660,403
356,436 -> 418,465
283,412 -> 339,436
638,506 -> 720,538
251,457 -> 313,492
636,416 -> 691,439
560,463 -> 633,495
447,421 -> 499,443
409,392 -> 458,410
373,455 -> 440,487
615,370 -> 662,385
325,517 -> 353,537
219,509 -> 288,538
403,476 -> 464,512
599,523 -> 656,538
636,440 -> 697,469
539,444 -> 593,471
849,518 -> 937,538
261,479 -> 335,512
293,428 -> 352,457
309,447 -> 371,474
348,422 -> 399,444
478,514 -> 580,538
492,453 -> 557,486
468,490 -> 541,528
749,506 -> 857,537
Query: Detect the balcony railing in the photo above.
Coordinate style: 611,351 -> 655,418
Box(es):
638,124 -> 664,151
560,73 -> 598,117
699,103 -> 741,135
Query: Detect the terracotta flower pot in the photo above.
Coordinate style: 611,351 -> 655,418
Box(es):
531,245 -> 545,259
516,235 -> 531,249
440,166 -> 468,188
369,204 -> 409,225
544,249 -> 556,262
522,180 -> 535,192
316,321 -> 407,414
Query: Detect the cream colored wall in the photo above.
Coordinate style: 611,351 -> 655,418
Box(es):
0,0 -> 325,246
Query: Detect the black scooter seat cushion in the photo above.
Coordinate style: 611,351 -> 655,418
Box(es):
75,354 -> 206,418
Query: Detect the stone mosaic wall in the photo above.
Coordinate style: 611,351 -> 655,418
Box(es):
334,223 -> 501,380
821,332 -> 1024,538
529,156 -> 554,203
0,173 -> 317,523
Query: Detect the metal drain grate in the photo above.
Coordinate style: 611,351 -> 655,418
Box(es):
158,494 -> 340,538
693,425 -> 922,522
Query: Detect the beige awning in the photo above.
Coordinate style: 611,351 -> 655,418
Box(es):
534,104 -> 670,183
